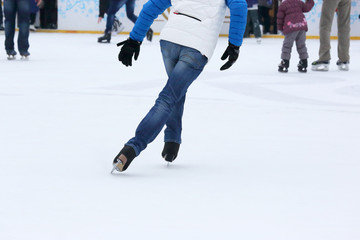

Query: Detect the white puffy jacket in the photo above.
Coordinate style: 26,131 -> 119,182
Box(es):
160,0 -> 227,59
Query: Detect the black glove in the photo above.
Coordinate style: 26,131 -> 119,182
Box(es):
220,42 -> 240,71
117,38 -> 142,67
146,28 -> 153,42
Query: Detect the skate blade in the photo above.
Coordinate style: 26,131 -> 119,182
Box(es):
7,55 -> 16,60
21,56 -> 29,61
311,64 -> 329,71
338,64 -> 349,71
110,160 -> 124,174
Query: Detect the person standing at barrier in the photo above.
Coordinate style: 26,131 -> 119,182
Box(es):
312,0 -> 351,71
111,0 -> 248,173
97,0 -> 153,43
4,0 -> 42,59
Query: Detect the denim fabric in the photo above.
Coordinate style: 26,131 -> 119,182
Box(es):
106,0 -> 137,32
0,0 -> 3,25
126,40 -> 208,156
4,0 -> 30,53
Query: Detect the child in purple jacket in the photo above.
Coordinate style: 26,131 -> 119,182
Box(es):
277,0 -> 314,72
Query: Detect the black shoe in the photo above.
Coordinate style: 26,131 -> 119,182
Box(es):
45,23 -> 57,29
0,23 -> 4,31
336,60 -> 349,71
298,59 -> 307,73
278,59 -> 289,73
98,31 -> 111,43
311,60 -> 330,71
112,145 -> 136,173
146,28 -> 153,42
161,142 -> 180,162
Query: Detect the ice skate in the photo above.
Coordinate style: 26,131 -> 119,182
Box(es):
278,59 -> 289,73
311,60 -> 329,71
112,17 -> 124,36
256,38 -> 261,44
336,60 -> 349,71
297,59 -> 307,73
111,145 -> 136,173
20,52 -> 30,60
161,142 -> 180,163
30,24 -> 37,32
6,50 -> 17,60
98,31 -> 111,43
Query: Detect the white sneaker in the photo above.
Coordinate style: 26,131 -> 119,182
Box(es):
29,24 -> 37,32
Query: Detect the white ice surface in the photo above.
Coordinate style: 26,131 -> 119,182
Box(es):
0,33 -> 360,240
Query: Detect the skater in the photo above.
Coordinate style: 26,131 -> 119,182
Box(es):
4,0 -> 42,59
98,0 -> 153,43
244,0 -> 262,44
312,0 -> 351,71
98,0 -> 124,35
112,0 -> 248,173
277,0 -> 314,73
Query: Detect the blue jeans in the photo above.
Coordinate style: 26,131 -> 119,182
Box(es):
4,0 -> 30,53
126,40 -> 208,156
106,0 -> 137,32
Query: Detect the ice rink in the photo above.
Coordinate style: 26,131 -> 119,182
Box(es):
1,33 -> 360,240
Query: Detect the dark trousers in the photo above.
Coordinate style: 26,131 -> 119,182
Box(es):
244,9 -> 262,38
4,0 -> 30,53
40,0 -> 57,28
258,6 -> 271,34
106,0 -> 137,32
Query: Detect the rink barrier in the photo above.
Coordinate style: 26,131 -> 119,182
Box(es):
33,29 -> 360,40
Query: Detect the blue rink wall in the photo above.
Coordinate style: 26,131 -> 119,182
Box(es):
57,0 -> 360,38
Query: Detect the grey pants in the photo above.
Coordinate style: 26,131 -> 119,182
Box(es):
281,30 -> 308,60
244,9 -> 262,38
319,0 -> 351,62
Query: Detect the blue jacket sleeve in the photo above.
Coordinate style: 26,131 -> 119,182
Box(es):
226,0 -> 248,46
130,0 -> 172,42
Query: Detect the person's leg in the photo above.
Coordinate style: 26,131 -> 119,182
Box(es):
318,0 -> 339,61
160,40 -> 184,144
243,12 -> 251,38
125,0 -> 137,24
262,7 -> 271,34
4,0 -> 17,51
106,0 -> 126,32
295,30 -> 308,60
125,41 -> 208,156
250,9 -> 261,38
257,6 -> 264,27
17,0 -> 30,54
281,31 -> 297,60
336,0 -> 351,63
